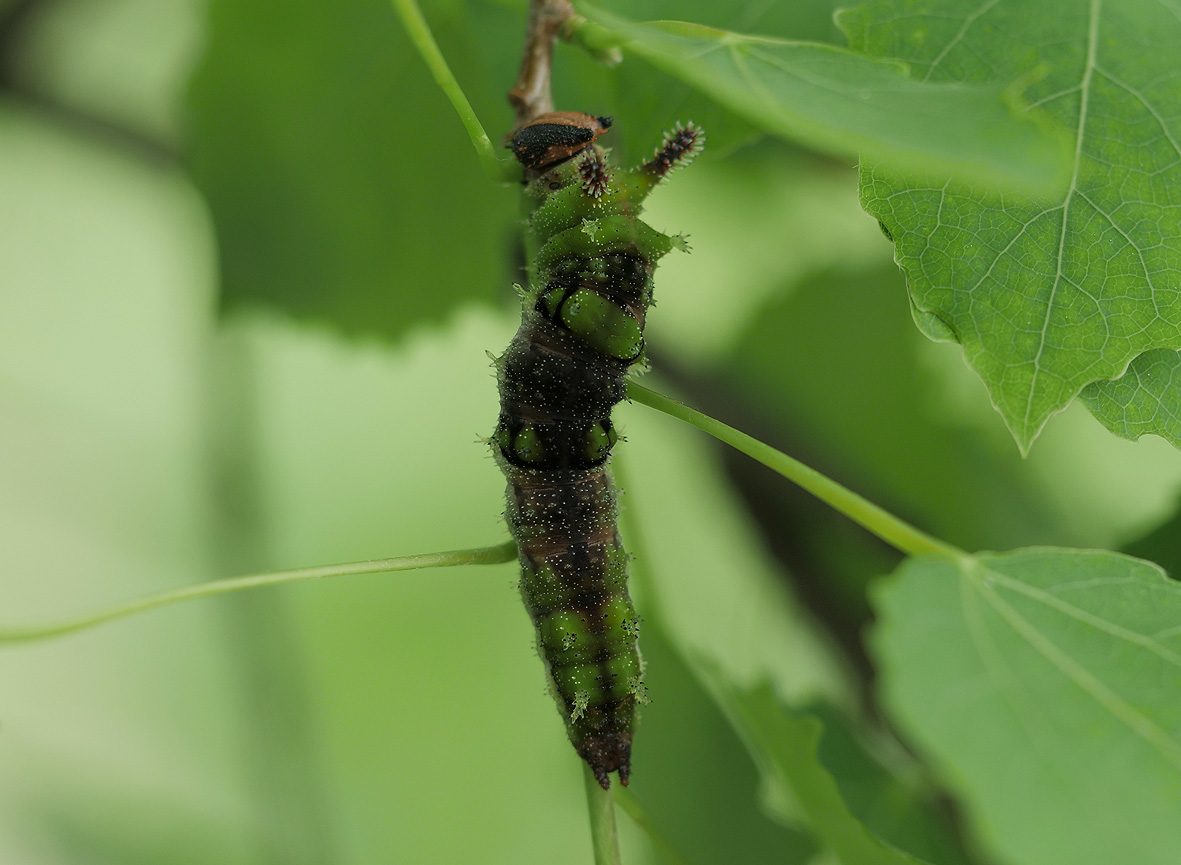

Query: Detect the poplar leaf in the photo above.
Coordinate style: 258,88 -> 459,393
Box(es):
845,0 -> 1181,451
873,548 -> 1181,865
1081,348 -> 1181,446
719,685 -> 931,865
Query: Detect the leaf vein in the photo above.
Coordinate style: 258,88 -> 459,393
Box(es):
1093,65 -> 1181,162
922,0 -> 1004,82
1023,0 -> 1102,435
984,568 -> 1181,668
966,561 -> 1181,770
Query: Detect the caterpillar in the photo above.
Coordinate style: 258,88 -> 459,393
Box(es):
494,112 -> 703,788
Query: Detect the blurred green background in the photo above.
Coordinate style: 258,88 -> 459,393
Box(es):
2,1 -> 1179,863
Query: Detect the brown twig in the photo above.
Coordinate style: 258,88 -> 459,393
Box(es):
508,0 -> 575,125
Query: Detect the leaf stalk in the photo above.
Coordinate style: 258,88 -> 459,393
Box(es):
0,541 -> 517,646
626,381 -> 961,558
390,0 -> 515,182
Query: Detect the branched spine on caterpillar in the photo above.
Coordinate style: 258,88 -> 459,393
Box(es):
494,113 -> 703,788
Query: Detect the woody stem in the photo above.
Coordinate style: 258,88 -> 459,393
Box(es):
508,0 -> 575,124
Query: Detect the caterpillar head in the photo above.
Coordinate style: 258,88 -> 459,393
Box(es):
508,112 -> 613,170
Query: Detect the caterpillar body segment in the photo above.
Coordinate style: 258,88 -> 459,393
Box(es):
495,118 -> 702,788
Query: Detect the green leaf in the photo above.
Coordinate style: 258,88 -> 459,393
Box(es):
844,0 -> 1181,451
187,0 -> 517,342
872,548 -> 1181,865
575,4 -> 1071,194
1080,348 -> 1181,446
718,684 -> 929,865
585,0 -> 844,43
807,704 -> 977,865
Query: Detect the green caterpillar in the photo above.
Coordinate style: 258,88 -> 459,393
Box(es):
494,112 -> 702,788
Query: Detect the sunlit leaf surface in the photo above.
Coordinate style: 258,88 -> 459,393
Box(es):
1081,348 -> 1181,445
845,0 -> 1181,450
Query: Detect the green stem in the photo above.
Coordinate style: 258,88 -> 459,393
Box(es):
626,381 -> 961,558
582,763 -> 623,865
390,0 -> 516,182
0,541 -> 517,646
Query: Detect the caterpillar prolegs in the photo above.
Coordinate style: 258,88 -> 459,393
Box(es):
494,115 -> 702,788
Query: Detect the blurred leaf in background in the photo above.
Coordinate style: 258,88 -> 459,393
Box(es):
620,618 -> 817,865
1123,497 -> 1181,580
0,70 -> 252,865
721,684 -> 934,865
188,0 -> 518,342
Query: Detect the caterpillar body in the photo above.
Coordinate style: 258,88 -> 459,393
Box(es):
494,114 -> 702,788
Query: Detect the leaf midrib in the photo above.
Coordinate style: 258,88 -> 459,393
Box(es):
1023,0 -> 1102,436
960,556 -> 1181,770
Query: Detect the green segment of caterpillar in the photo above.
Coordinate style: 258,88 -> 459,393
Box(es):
493,115 -> 702,788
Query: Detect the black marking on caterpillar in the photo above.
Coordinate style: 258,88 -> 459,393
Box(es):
494,114 -> 701,789
508,112 -> 613,170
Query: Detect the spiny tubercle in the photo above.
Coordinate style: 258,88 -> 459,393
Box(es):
579,151 -> 611,199
643,123 -> 704,178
